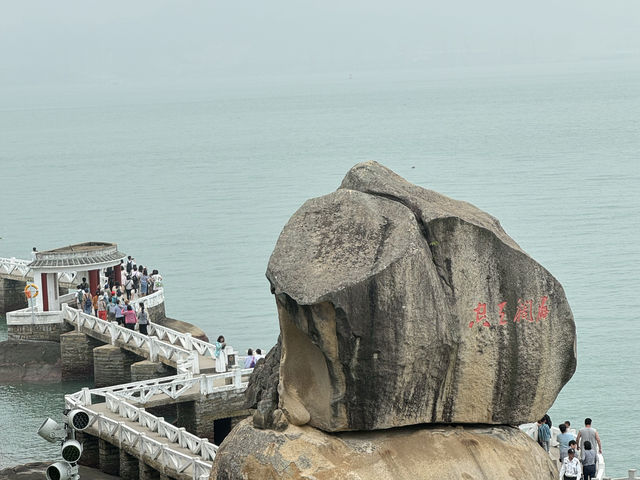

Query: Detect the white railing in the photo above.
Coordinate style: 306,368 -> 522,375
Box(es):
148,322 -> 238,367
62,305 -> 199,374
59,292 -> 78,305
58,271 -> 78,284
198,368 -> 252,395
66,391 -> 216,479
0,257 -> 31,277
0,256 -> 79,283
605,471 -> 638,480
136,288 -> 164,309
77,367 -> 252,407
6,306 -> 63,325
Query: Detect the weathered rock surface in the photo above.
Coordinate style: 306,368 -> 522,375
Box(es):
265,161 -> 576,431
0,340 -> 61,383
161,316 -> 209,342
245,336 -> 285,430
210,419 -> 557,480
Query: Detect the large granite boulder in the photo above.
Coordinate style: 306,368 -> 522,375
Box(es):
265,161 -> 576,431
210,420 -> 557,480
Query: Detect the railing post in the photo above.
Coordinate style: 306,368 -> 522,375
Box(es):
630,469 -> 637,480
108,322 -> 116,345
184,332 -> 192,350
234,365 -> 242,388
190,351 -> 200,375
82,387 -> 92,406
200,438 -> 209,457
178,427 -> 187,448
148,337 -> 158,361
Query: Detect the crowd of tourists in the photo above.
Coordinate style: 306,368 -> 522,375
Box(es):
75,256 -> 163,335
75,258 -> 243,376
534,415 -> 603,480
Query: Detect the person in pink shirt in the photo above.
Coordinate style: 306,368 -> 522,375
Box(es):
123,305 -> 138,330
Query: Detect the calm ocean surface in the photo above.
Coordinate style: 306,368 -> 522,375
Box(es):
0,61 -> 638,475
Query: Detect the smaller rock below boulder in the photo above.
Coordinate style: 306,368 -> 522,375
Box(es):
210,419 -> 558,480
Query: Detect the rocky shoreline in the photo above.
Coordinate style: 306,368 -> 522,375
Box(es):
0,340 -> 61,383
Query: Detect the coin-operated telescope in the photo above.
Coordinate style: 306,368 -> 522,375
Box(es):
37,408 -> 92,480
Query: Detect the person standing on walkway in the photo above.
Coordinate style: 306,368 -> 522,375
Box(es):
82,289 -> 93,315
537,417 -> 552,452
581,440 -> 598,480
123,305 -> 137,330
92,290 -> 100,316
125,275 -> 134,300
557,423 -> 575,465
576,418 -> 603,455
137,302 -> 149,335
559,448 -> 581,480
151,269 -> 163,292
97,293 -> 108,320
244,349 -> 257,368
126,256 -> 134,274
140,268 -> 149,297
215,335 -> 227,372
114,300 -> 125,326
131,266 -> 141,298
107,297 -> 117,322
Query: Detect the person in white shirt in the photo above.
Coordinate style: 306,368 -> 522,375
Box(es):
559,448 -> 582,480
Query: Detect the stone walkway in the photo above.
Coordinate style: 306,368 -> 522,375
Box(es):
88,402 -> 211,480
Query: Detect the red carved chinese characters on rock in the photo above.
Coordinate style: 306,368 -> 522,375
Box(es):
469,296 -> 551,328
471,302 -> 491,328
513,299 -> 534,323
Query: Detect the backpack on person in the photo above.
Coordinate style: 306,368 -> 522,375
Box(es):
76,290 -> 84,304
250,356 -> 256,368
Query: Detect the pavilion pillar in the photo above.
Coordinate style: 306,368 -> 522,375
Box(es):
40,273 -> 49,311
89,269 -> 100,295
114,264 -> 122,287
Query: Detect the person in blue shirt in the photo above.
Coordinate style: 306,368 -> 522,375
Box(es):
557,423 -> 576,465
537,417 -> 552,452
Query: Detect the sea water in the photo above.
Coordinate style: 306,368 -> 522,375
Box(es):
0,60 -> 638,475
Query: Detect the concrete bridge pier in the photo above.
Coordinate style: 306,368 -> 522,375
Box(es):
131,360 -> 176,382
60,331 -> 102,381
76,431 -> 99,468
0,278 -> 27,314
119,449 -> 139,480
139,460 -> 161,480
177,400 -> 215,439
93,344 -> 143,387
176,391 -> 250,443
98,438 -> 120,476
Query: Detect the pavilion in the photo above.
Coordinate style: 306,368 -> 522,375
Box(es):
28,242 -> 125,311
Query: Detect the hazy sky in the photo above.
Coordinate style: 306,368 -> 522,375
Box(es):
1,0 -> 639,88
